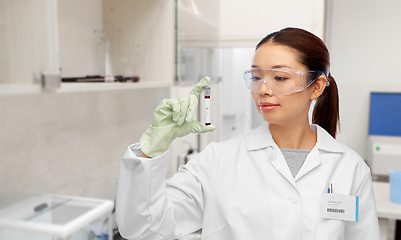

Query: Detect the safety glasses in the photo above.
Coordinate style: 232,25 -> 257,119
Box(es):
243,67 -> 327,96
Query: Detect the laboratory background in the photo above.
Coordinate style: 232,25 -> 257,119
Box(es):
1,0 -> 401,239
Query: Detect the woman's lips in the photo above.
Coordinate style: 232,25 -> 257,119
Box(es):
259,102 -> 279,111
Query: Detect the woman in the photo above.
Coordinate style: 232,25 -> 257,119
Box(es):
116,28 -> 380,240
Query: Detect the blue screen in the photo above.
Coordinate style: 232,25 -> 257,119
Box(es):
369,92 -> 401,137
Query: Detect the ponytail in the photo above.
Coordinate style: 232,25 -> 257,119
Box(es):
312,73 -> 340,138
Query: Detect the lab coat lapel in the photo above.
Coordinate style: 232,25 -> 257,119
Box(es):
270,144 -> 297,187
294,146 -> 321,181
248,123 -> 296,188
313,124 -> 344,153
247,123 -> 343,187
294,125 -> 344,181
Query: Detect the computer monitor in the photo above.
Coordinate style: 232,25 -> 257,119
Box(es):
369,92 -> 401,137
368,92 -> 401,177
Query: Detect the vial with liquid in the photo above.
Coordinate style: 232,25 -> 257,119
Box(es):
203,86 -> 211,125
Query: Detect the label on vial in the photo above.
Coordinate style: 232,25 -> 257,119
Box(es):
204,98 -> 211,124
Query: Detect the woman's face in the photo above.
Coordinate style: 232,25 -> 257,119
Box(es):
251,42 -> 315,126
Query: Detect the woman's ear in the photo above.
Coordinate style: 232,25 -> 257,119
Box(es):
310,76 -> 327,100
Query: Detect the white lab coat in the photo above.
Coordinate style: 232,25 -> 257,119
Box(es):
116,123 -> 380,240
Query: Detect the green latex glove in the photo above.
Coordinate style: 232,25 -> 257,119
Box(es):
140,77 -> 216,158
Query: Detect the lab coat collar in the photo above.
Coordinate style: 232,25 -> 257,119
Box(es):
247,123 -> 274,151
247,123 -> 344,153
312,124 -> 344,153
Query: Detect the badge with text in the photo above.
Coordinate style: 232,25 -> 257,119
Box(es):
320,193 -> 359,222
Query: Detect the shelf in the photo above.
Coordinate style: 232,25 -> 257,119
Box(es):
0,81 -> 173,96
57,81 -> 173,93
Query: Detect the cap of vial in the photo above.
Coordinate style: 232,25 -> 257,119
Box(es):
203,86 -> 211,96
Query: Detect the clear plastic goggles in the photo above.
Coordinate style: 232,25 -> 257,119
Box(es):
243,67 -> 327,96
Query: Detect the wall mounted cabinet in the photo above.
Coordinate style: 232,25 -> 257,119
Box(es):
175,0 -> 221,85
0,0 -> 175,94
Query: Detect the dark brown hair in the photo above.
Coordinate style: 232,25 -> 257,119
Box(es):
256,27 -> 340,138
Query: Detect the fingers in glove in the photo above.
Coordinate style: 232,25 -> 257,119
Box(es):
166,99 -> 180,122
189,77 -> 211,99
191,120 -> 216,133
186,95 -> 198,123
177,97 -> 189,126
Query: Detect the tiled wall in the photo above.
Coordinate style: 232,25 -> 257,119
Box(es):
0,87 -> 169,200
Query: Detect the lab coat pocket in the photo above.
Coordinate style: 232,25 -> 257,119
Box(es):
315,218 -> 346,240
314,193 -> 346,240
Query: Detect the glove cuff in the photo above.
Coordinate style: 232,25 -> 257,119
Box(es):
140,124 -> 177,158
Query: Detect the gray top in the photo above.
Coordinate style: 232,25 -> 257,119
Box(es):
280,148 -> 311,178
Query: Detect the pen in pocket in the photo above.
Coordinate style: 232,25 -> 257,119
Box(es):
327,183 -> 333,193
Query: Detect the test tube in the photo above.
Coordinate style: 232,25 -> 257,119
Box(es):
203,86 -> 211,125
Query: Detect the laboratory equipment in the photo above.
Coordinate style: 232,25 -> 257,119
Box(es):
0,192 -> 114,240
62,75 -> 139,82
390,170 -> 401,204
367,92 -> 401,178
373,181 -> 401,240
203,86 -> 211,125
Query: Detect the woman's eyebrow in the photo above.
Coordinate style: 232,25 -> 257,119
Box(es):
272,64 -> 292,69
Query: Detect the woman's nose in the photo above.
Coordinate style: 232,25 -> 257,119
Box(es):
259,80 -> 273,96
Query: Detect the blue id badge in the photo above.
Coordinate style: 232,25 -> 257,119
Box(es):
320,193 -> 359,222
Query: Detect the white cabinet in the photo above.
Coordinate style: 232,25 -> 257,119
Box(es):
103,0 -> 174,84
175,0 -> 221,85
219,0 -> 325,47
0,0 -> 175,94
0,0 -> 59,85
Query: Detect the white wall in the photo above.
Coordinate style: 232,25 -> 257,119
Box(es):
0,87 -> 169,199
219,0 -> 325,47
327,0 -> 401,159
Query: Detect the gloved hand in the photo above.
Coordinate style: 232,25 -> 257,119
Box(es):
140,77 -> 216,158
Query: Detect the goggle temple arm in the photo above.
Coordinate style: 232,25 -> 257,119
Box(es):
298,72 -> 306,91
305,71 -> 328,89
325,73 -> 330,87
